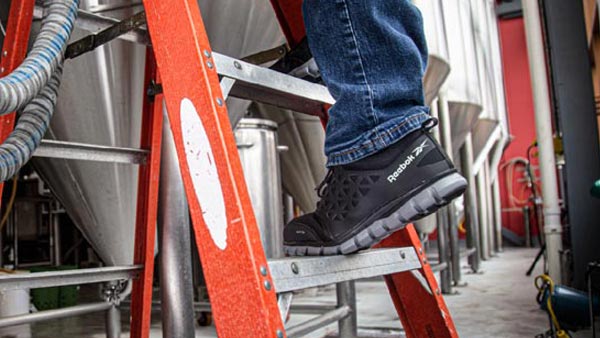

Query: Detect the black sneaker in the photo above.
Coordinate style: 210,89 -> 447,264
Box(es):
283,122 -> 467,256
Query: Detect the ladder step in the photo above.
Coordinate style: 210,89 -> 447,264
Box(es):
34,140 -> 149,164
214,52 -> 335,115
0,265 -> 142,292
40,7 -> 334,116
268,248 -> 421,293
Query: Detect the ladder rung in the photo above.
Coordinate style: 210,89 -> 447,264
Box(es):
36,6 -> 334,116
34,140 -> 149,164
0,265 -> 142,292
269,248 -> 421,293
214,52 -> 335,115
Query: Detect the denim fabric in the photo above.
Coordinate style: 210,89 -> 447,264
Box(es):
302,0 -> 430,167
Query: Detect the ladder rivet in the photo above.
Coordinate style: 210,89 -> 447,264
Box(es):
436,289 -> 441,295
260,265 -> 268,276
2,51 -> 7,57
400,252 -> 406,259
234,61 -> 242,69
419,248 -> 423,255
216,98 -> 224,106
276,329 -> 284,338
204,50 -> 211,58
207,61 -> 214,69
291,263 -> 299,274
264,280 -> 272,291
422,259 -> 428,265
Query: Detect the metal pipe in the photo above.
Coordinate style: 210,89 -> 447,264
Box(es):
336,281 -> 357,338
0,265 -> 142,292
436,209 -> 452,293
484,162 -> 496,256
460,134 -> 481,272
476,171 -> 489,260
13,208 -> 18,268
430,262 -> 449,273
52,209 -> 61,266
523,206 -> 531,247
34,140 -> 149,164
158,110 -> 196,338
459,248 -> 477,259
290,304 -> 338,314
437,95 -> 461,285
492,172 -> 503,252
286,306 -> 351,338
284,193 -> 295,224
430,99 -> 452,292
0,302 -> 111,328
105,305 -> 121,338
522,0 -> 563,282
143,300 -> 339,315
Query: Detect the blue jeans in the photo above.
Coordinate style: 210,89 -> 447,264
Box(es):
303,0 -> 430,167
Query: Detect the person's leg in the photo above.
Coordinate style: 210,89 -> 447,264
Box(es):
303,0 -> 430,166
284,0 -> 467,256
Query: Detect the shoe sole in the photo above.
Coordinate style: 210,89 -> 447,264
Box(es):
284,172 -> 467,256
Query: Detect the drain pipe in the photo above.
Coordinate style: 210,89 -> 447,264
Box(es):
522,0 -> 563,282
158,108 -> 196,338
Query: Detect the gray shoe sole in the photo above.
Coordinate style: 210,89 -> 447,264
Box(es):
284,172 -> 467,256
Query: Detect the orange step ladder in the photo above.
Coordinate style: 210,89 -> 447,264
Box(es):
130,1 -> 459,337
0,0 -> 458,337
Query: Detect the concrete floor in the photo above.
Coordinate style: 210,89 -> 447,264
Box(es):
285,246 -> 551,338
1,247 -> 580,337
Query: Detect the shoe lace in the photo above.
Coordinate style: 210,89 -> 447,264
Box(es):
316,170 -> 334,198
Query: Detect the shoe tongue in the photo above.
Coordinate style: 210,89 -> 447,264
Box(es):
343,130 -> 425,171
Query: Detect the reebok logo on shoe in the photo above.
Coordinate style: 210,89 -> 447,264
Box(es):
387,140 -> 429,183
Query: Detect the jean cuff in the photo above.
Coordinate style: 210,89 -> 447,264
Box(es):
326,108 -> 430,167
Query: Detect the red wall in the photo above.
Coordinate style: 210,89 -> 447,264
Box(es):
497,17 -> 540,241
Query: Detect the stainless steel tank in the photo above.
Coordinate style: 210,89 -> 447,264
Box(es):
235,118 -> 284,258
32,2 -> 146,266
32,0 -> 286,266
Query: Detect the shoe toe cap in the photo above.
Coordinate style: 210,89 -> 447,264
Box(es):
284,214 -> 323,245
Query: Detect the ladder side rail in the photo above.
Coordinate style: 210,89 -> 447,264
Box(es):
377,225 -> 459,338
130,50 -> 164,338
142,1 -> 285,337
268,0 -> 305,48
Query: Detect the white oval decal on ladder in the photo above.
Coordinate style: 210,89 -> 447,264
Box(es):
180,98 -> 228,250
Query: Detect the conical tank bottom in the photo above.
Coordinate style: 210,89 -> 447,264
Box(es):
32,0 -> 285,266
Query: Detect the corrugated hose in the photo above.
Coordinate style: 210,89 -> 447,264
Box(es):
0,0 -> 79,181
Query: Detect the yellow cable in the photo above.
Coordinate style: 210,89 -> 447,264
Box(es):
535,274 -> 571,338
0,175 -> 18,234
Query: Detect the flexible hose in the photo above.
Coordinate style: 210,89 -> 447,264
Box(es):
0,0 -> 79,115
0,66 -> 63,181
535,274 -> 571,338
